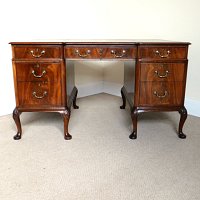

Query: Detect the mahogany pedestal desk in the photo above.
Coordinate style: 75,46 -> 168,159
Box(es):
10,40 -> 190,140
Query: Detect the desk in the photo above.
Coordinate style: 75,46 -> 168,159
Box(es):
10,40 -> 190,140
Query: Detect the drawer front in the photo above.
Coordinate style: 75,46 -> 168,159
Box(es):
13,45 -> 62,59
139,46 -> 187,60
65,47 -> 99,59
140,63 -> 186,81
139,82 -> 184,106
104,47 -> 136,59
15,62 -> 61,82
65,46 -> 136,59
17,81 -> 62,106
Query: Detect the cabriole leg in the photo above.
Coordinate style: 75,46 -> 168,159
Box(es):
73,87 -> 79,109
61,110 -> 72,140
129,109 -> 138,139
13,108 -> 22,140
120,87 -> 126,109
178,107 -> 187,139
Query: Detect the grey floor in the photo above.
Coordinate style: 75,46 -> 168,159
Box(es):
0,93 -> 200,200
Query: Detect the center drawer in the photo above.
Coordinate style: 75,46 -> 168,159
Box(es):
64,45 -> 136,59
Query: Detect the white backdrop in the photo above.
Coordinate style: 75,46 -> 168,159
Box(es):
0,0 -> 200,116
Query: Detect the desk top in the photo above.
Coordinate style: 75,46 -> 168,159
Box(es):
10,39 -> 191,45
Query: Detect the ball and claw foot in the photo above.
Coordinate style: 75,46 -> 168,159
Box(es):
120,105 -> 125,109
64,133 -> 72,140
178,132 -> 186,139
13,132 -> 21,140
73,104 -> 79,109
129,132 -> 137,139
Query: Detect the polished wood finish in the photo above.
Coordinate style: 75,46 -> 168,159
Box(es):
12,45 -> 62,59
17,81 -> 62,107
138,46 -> 188,60
140,63 -> 185,82
15,62 -> 61,82
139,81 -> 184,106
65,45 -> 136,60
10,40 -> 190,140
13,107 -> 22,140
122,43 -> 190,139
11,43 -> 79,140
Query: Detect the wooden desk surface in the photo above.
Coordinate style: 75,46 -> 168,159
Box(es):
10,39 -> 190,45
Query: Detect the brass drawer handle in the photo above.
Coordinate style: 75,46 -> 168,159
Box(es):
30,49 -> 45,58
75,49 -> 91,58
153,90 -> 168,98
111,49 -> 126,58
155,50 -> 170,58
154,70 -> 169,78
32,70 -> 46,78
32,91 -> 47,99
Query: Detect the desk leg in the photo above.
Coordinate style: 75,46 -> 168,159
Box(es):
62,86 -> 79,140
13,107 -> 22,140
120,87 -> 126,109
129,108 -> 138,139
178,107 -> 187,139
73,87 -> 79,109
61,109 -> 72,140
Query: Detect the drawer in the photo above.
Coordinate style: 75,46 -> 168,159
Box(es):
15,62 -> 61,82
65,46 -> 99,59
138,46 -> 187,60
104,46 -> 136,59
139,82 -> 184,106
64,46 -> 136,59
12,45 -> 62,59
140,63 -> 186,81
17,81 -> 62,106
